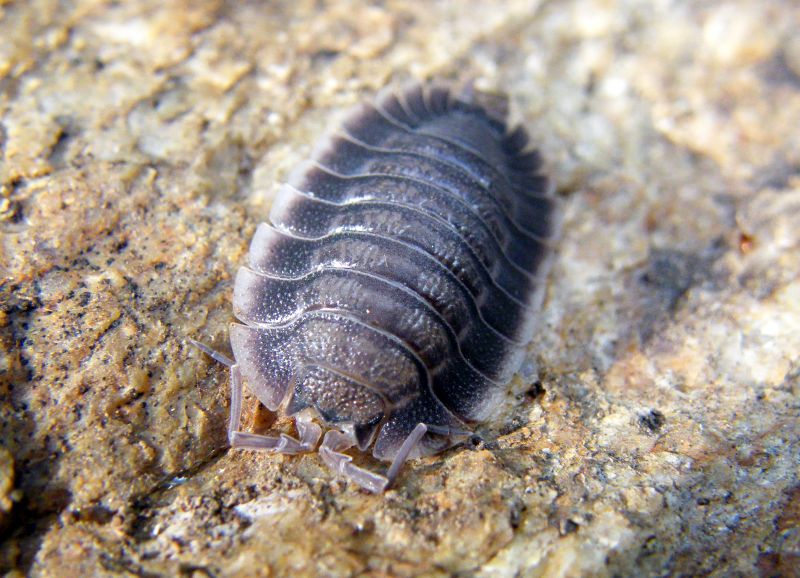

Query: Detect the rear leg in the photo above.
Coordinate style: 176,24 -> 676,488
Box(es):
190,339 -> 321,454
320,423 -> 428,493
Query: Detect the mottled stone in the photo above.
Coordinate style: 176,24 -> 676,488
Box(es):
0,448 -> 14,533
1,0 -> 799,576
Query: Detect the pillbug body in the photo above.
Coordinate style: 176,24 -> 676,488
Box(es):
196,83 -> 558,492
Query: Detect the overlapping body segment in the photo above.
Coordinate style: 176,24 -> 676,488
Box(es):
234,266 -> 527,384
270,185 -> 544,304
285,166 -> 551,273
224,82 -> 558,491
245,224 -> 539,344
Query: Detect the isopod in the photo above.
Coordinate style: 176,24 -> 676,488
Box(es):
194,82 -> 558,492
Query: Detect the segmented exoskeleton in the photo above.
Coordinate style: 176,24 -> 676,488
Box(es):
194,82 -> 558,492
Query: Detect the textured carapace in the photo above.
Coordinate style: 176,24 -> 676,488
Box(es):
214,82 -> 557,492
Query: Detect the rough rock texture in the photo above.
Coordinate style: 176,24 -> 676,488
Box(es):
1,0 -> 799,576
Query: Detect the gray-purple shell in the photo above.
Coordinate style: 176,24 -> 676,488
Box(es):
230,83 -> 557,462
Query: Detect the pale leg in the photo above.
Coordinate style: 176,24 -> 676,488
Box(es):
320,423 -> 428,493
190,338 -> 321,454
385,423 -> 428,484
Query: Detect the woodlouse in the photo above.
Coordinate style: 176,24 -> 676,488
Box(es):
194,82 -> 558,492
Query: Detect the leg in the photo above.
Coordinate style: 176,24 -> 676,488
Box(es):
320,423 -> 428,493
320,430 -> 390,493
190,338 -> 321,454
228,365 -> 321,453
385,423 -> 428,485
188,338 -> 235,366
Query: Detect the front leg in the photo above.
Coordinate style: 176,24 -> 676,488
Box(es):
320,423 -> 428,493
190,338 -> 321,454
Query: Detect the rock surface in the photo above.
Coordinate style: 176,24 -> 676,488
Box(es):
1,0 -> 799,576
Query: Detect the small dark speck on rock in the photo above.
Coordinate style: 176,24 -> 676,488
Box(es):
509,502 -> 525,529
559,518 -> 579,535
499,415 -> 526,436
640,535 -> 659,556
525,381 -> 546,400
640,249 -> 701,311
639,410 -> 666,433
564,381 -> 590,402
311,49 -> 340,64
70,504 -> 115,524
179,563 -> 215,577
467,434 -> 485,451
